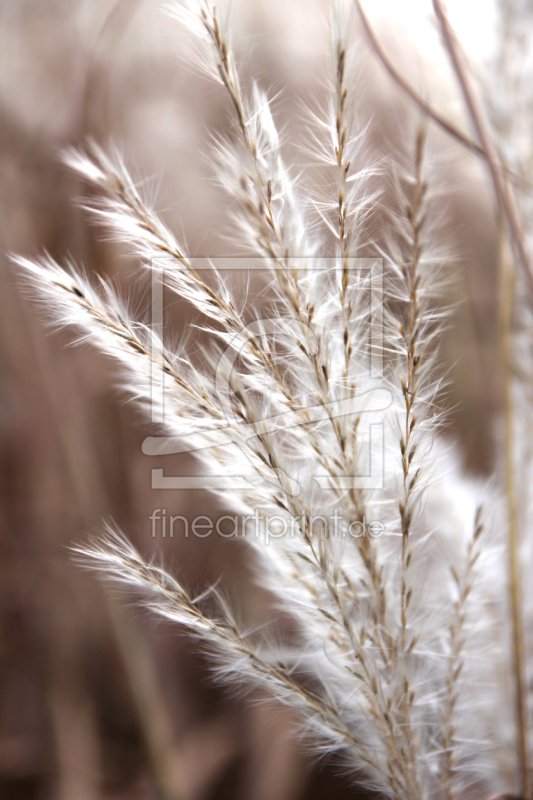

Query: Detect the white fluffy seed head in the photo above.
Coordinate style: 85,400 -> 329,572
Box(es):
11,2 -> 527,799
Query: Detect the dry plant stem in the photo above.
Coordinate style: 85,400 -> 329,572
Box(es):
401,130 -> 427,634
103,166 -> 291,387
432,0 -> 533,309
335,38 -> 350,280
353,0 -> 533,197
400,128 -> 425,654
200,10 -> 287,260
87,161 -> 246,329
433,0 -> 531,791
499,215 -> 531,800
333,32 -> 357,418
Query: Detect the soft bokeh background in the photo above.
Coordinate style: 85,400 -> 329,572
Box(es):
0,1 -> 503,798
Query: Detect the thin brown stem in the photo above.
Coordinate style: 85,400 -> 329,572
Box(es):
432,0 -> 533,310
499,213 -> 531,799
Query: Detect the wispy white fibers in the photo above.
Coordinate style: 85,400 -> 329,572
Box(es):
13,1 -> 518,798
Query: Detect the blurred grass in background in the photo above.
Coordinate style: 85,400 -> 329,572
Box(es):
0,1 -> 501,797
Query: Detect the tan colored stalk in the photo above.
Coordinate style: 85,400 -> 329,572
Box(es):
432,0 -> 533,312
499,214 -> 531,799
335,34 -> 351,286
430,1 -> 531,792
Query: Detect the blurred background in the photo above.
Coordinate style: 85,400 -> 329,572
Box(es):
0,0 -> 505,798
